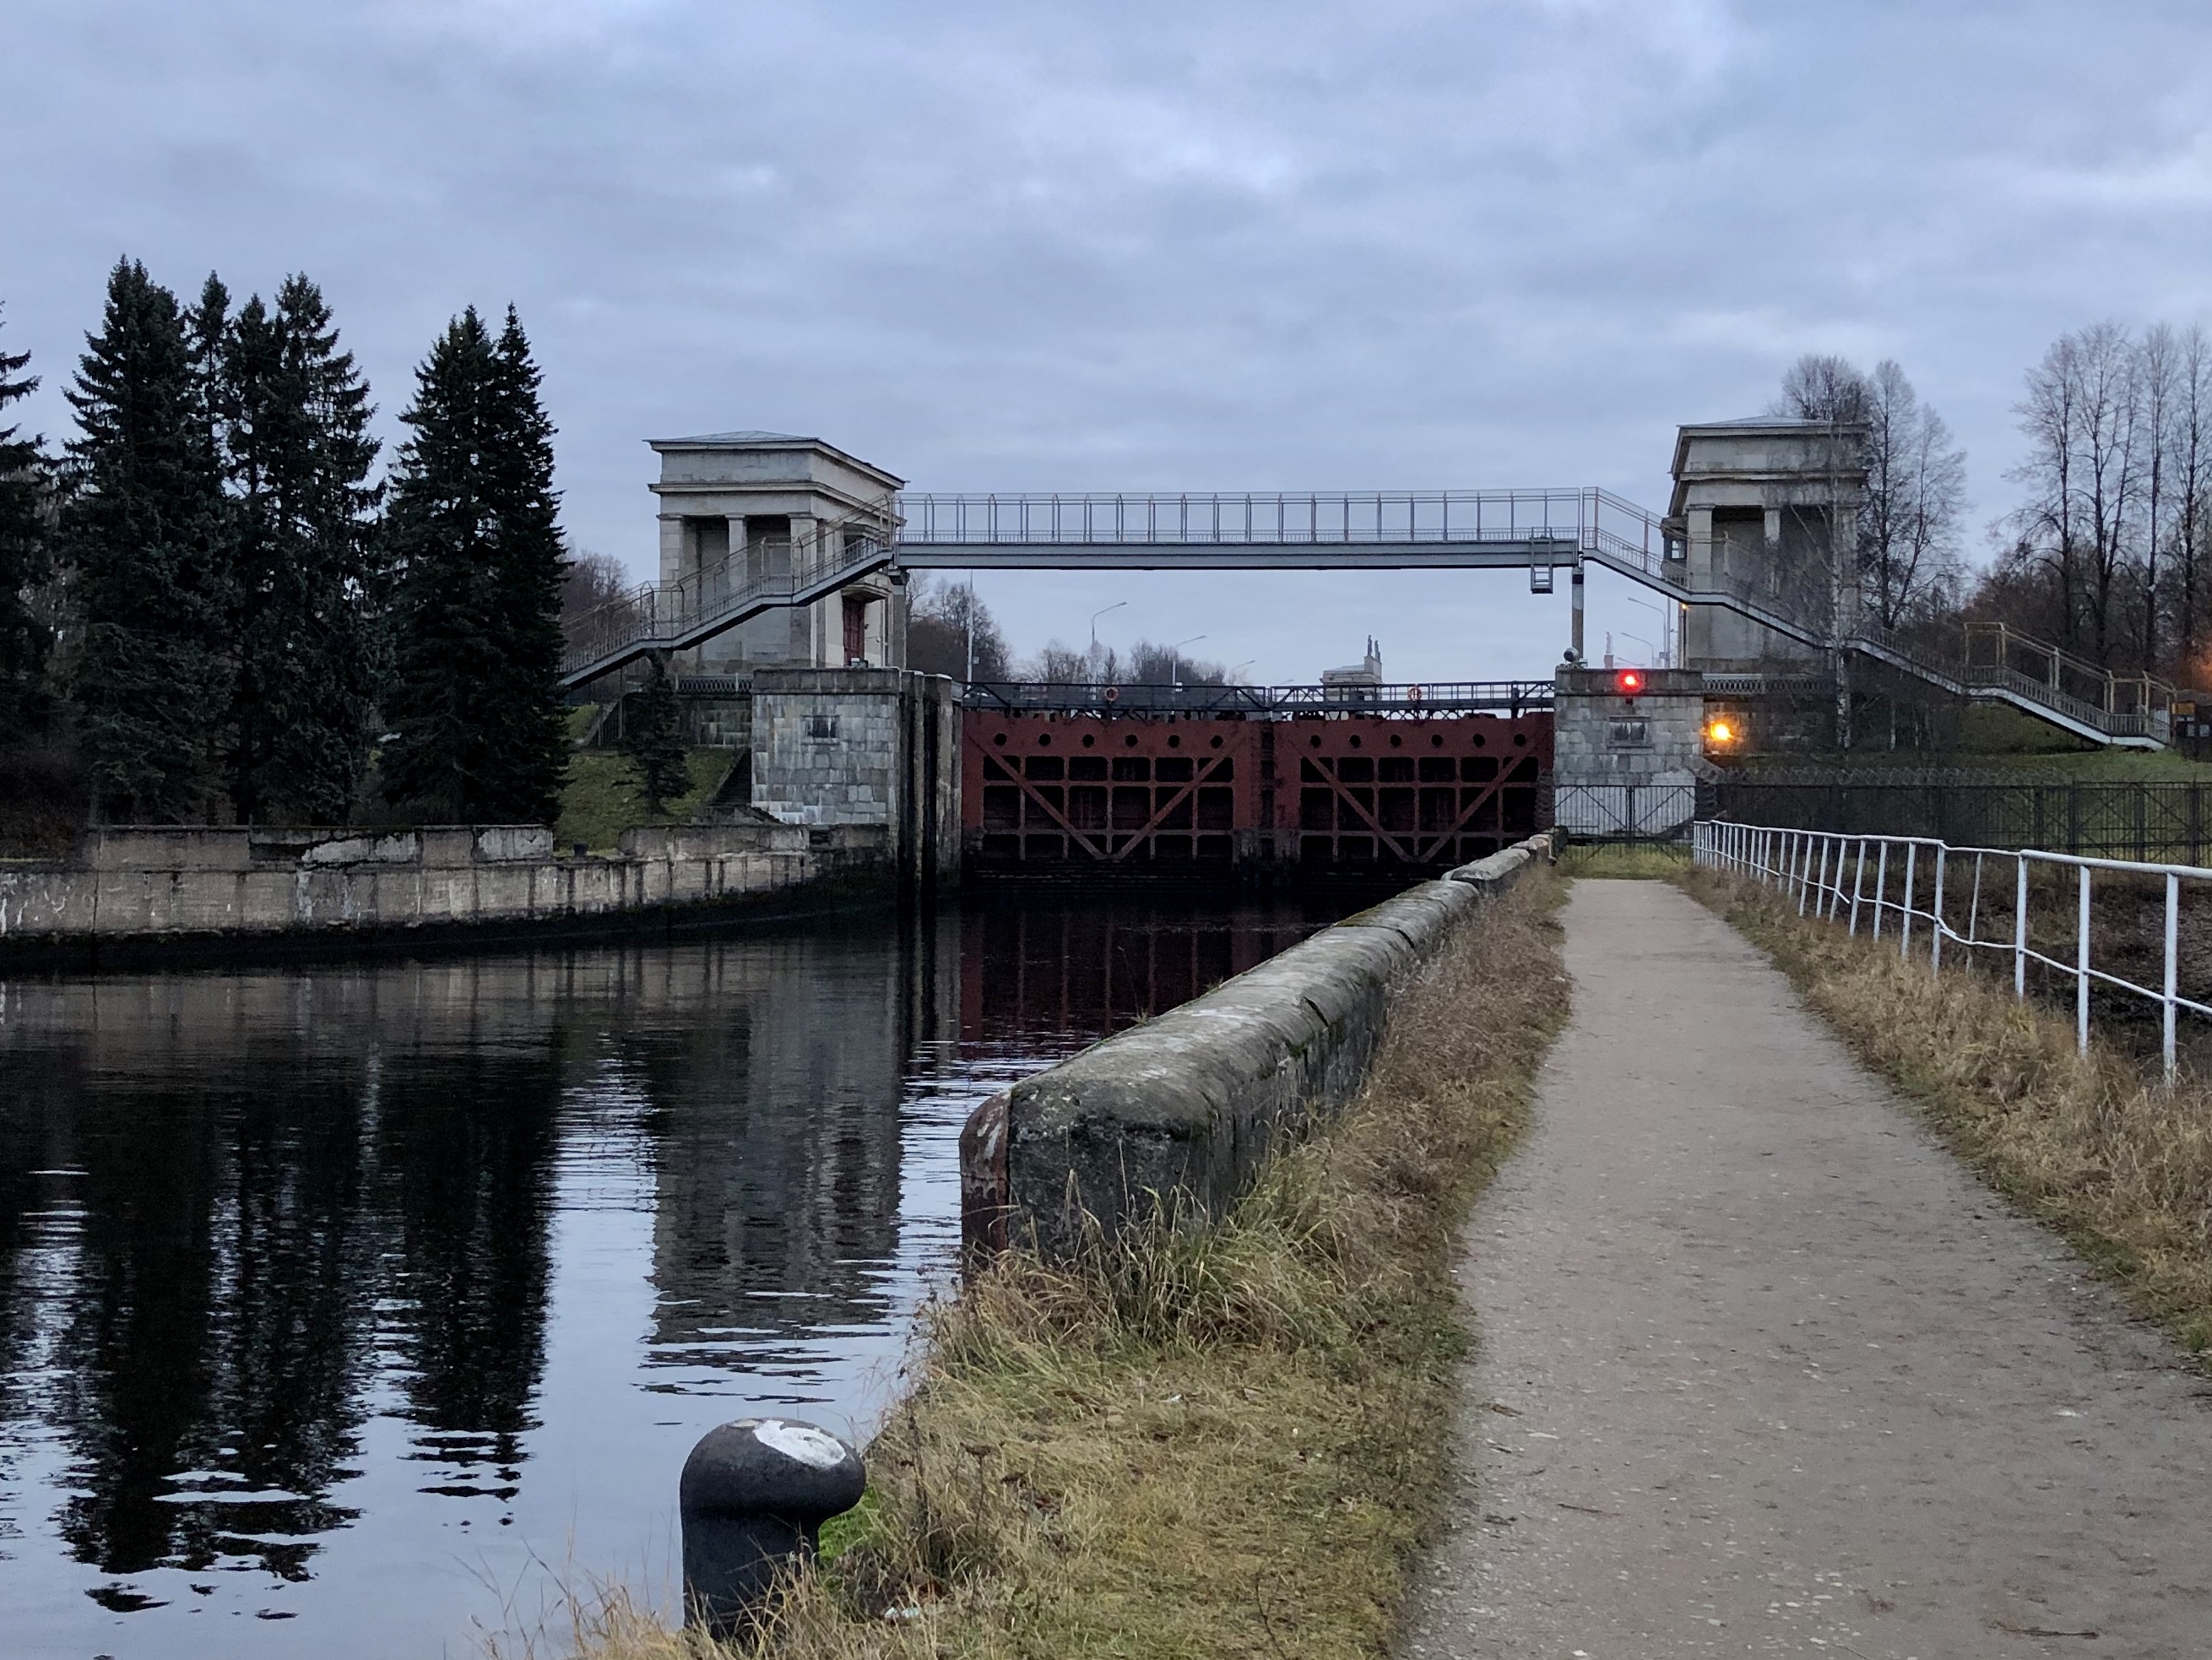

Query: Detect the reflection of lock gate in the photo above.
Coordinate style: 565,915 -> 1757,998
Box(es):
965,708 -> 1550,871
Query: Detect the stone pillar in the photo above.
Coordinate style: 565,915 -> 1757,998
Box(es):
886,576 -> 908,670
659,513 -> 687,590
1687,506 -> 1716,584
727,516 -> 752,586
789,514 -> 822,666
789,513 -> 820,583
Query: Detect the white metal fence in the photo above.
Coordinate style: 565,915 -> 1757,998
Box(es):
1694,819 -> 2212,1078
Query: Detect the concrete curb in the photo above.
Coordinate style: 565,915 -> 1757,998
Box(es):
1444,827 -> 1556,898
961,833 -> 1553,1259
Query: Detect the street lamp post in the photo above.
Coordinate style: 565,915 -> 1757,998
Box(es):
1170,633 -> 1206,688
1089,600 -> 1127,652
1620,593 -> 1671,668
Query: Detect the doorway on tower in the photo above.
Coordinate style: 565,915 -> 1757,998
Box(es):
843,594 -> 870,666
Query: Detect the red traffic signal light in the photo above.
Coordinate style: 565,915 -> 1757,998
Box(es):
1615,668 -> 1645,695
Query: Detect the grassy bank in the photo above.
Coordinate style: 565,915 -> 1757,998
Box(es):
1682,864 -> 2212,1357
528,871 -> 1568,1660
554,750 -> 736,852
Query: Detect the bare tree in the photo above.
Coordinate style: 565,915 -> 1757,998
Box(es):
1123,637 -> 1228,684
561,549 -> 636,621
1773,353 -> 1964,634
1860,361 -> 1967,632
2166,326 -> 2212,681
1022,639 -> 1092,681
1773,354 -> 1873,423
906,574 -> 1010,681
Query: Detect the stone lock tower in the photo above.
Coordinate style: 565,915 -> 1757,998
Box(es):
648,431 -> 907,675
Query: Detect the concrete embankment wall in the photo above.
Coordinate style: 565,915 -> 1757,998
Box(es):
0,821 -> 889,957
961,833 -> 1553,1258
750,669 -> 960,892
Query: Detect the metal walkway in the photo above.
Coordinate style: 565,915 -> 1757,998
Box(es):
557,488 -> 2173,750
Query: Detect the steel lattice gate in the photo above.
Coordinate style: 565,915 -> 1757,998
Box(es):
965,709 -> 1549,873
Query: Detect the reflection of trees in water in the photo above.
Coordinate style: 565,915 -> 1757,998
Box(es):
0,920 -> 946,1590
4,900 -> 1324,1592
373,1044 -> 562,1490
0,979 -> 566,1582
25,1039 -> 377,1581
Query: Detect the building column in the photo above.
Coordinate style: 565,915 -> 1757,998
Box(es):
886,573 -> 908,670
658,513 -> 687,590
726,516 -> 752,586
1687,506 -> 1716,585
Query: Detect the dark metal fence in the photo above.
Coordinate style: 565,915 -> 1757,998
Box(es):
1705,778 -> 2212,863
1550,782 -> 1698,842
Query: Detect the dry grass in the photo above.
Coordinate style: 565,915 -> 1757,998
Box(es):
1556,842 -> 1689,881
532,870 -> 1568,1660
1683,864 -> 2212,1357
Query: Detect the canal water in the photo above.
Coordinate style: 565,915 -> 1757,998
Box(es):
0,891 -> 1369,1658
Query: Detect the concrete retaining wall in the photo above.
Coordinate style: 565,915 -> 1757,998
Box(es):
751,668 -> 960,890
0,821 -> 888,953
961,833 -> 1553,1258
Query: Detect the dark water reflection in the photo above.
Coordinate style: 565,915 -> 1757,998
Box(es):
0,890 -> 1364,1657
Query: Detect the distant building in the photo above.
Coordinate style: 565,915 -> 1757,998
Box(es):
1320,637 -> 1383,703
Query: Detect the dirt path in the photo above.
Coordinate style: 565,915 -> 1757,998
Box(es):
1401,878 -> 2212,1659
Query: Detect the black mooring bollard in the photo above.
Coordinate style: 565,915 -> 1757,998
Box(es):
680,1417 -> 866,1636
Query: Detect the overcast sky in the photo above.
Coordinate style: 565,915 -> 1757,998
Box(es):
7,0 -> 2212,681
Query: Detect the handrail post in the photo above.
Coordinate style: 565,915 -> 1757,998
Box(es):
1931,846 -> 1946,970
2164,872 -> 2179,1082
2076,864 -> 2091,1054
1900,843 -> 1917,958
2014,855 -> 2029,998
1873,843 -> 1889,941
1849,838 -> 1867,935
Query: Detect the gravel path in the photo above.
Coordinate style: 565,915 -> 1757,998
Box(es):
1401,878 -> 2212,1659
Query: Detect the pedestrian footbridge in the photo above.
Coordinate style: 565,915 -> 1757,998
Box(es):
558,426 -> 2171,749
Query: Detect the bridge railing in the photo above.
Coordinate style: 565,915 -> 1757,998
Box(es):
896,486 -> 1666,561
1696,818 -> 2212,1077
960,679 -> 1556,715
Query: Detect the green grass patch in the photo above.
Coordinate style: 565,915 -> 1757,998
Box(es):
553,749 -> 736,852
1556,842 -> 1689,880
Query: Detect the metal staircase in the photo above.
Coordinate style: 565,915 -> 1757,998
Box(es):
561,529 -> 894,688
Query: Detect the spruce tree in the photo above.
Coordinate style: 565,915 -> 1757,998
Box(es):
620,657 -> 688,815
225,276 -> 382,822
62,260 -> 236,822
381,307 -> 570,823
0,304 -> 53,738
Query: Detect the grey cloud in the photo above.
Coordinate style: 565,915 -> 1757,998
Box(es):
6,0 -> 2212,680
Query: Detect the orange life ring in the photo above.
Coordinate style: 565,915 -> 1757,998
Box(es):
1407,684 -> 1423,703
1103,685 -> 1120,703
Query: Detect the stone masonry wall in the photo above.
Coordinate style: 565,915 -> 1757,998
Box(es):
1551,667 -> 1708,836
1552,666 -> 1707,785
751,667 -> 960,888
0,822 -> 887,951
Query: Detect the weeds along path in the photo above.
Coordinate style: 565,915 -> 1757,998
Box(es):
1401,878 -> 2212,1659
